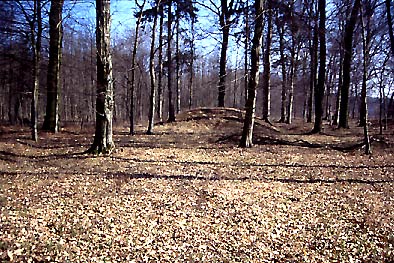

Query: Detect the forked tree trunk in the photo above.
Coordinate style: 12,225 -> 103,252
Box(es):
147,3 -> 159,135
43,0 -> 64,133
338,0 -> 361,129
239,0 -> 264,148
261,0 -> 272,122
88,0 -> 114,154
311,0 -> 326,133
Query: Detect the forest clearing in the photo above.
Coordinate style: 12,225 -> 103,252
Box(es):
1,110 -> 393,262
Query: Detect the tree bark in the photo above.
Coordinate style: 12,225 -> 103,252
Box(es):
31,0 -> 42,141
262,0 -> 272,122
175,6 -> 181,114
277,19 -> 287,123
129,0 -> 146,135
167,0 -> 176,122
147,3 -> 159,135
43,0 -> 64,133
338,0 -> 361,129
308,1 -> 318,123
311,0 -> 326,133
188,17 -> 195,109
218,0 -> 231,107
157,3 -> 164,123
88,0 -> 114,154
386,0 -> 394,57
244,0 -> 249,105
239,0 -> 264,148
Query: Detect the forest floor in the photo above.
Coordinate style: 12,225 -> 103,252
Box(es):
1,108 -> 394,262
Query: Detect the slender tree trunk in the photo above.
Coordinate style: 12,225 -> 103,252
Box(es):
311,0 -> 326,133
188,18 -> 195,109
88,0 -> 114,154
147,3 -> 159,135
175,7 -> 181,114
386,0 -> 394,57
244,0 -> 249,105
218,0 -> 231,107
286,43 -> 299,124
307,0 -> 318,123
129,0 -> 146,135
360,5 -> 371,154
167,0 -> 176,122
31,0 -> 42,142
239,0 -> 264,148
43,0 -> 64,133
157,3 -> 164,123
262,0 -> 272,122
338,0 -> 361,129
277,20 -> 287,123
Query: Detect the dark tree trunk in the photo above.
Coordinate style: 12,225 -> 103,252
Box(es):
167,0 -> 176,122
386,0 -> 394,57
311,0 -> 326,133
147,3 -> 159,135
43,0 -> 64,133
240,0 -> 264,148
218,0 -> 231,107
262,0 -> 272,122
308,2 -> 318,123
175,6 -> 181,114
88,0 -> 114,154
338,0 -> 361,129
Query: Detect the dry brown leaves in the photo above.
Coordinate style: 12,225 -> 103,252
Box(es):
0,118 -> 393,262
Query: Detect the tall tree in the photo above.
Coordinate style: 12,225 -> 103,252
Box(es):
43,0 -> 65,133
239,0 -> 264,148
307,0 -> 318,123
386,0 -> 394,57
261,0 -> 272,123
276,16 -> 287,123
311,0 -> 326,133
88,0 -> 114,154
167,0 -> 176,122
218,0 -> 239,107
157,3 -> 164,123
147,1 -> 160,134
16,0 -> 43,141
129,0 -> 146,135
338,0 -> 361,129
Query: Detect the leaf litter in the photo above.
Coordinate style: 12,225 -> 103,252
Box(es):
0,115 -> 393,262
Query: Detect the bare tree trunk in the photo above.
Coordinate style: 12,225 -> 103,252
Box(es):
88,0 -> 114,154
188,18 -> 195,109
244,0 -> 249,105
240,0 -> 264,148
307,0 -> 318,123
311,0 -> 326,133
175,7 -> 181,114
277,19 -> 287,123
129,0 -> 146,135
167,0 -> 176,122
31,0 -> 42,141
262,0 -> 272,123
360,4 -> 371,154
43,0 -> 64,133
218,0 -> 231,107
157,3 -> 164,123
386,0 -> 394,57
147,3 -> 159,135
338,0 -> 361,129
